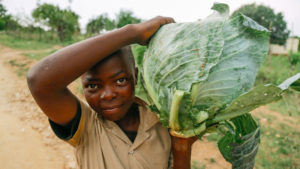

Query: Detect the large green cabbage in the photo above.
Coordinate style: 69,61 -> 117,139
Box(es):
133,3 -> 300,169
139,2 -> 271,136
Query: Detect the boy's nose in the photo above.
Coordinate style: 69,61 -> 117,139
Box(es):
100,87 -> 117,100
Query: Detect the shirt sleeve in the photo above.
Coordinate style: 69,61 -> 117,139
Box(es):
49,98 -> 88,147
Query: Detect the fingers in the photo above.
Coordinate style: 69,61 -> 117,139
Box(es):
190,136 -> 198,144
135,16 -> 175,45
154,16 -> 175,25
165,17 -> 175,24
170,130 -> 198,144
170,130 -> 186,138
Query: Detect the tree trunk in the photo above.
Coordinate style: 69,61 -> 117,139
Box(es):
57,23 -> 65,42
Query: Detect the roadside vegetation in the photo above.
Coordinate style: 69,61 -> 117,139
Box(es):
0,31 -> 59,50
256,54 -> 300,117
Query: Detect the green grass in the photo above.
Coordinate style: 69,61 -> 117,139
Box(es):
254,124 -> 300,169
255,54 -> 300,117
0,32 -> 59,50
192,161 -> 206,169
255,54 -> 300,86
23,49 -> 58,60
251,54 -> 300,168
205,120 -> 300,169
8,59 -> 29,77
203,54 -> 300,169
268,92 -> 300,117
0,30 -> 86,50
209,158 -> 216,163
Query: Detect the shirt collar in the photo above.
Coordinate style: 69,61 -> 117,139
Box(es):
135,97 -> 159,131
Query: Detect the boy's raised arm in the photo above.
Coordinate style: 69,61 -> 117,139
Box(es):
27,16 -> 174,126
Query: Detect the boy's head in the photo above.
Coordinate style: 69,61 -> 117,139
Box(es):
81,46 -> 137,121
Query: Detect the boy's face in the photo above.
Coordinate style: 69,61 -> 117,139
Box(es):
81,51 -> 136,121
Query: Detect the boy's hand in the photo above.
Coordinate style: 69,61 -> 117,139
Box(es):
134,16 -> 175,45
170,131 -> 198,151
170,131 -> 198,169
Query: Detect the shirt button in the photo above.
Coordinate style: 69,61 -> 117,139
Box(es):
128,150 -> 134,155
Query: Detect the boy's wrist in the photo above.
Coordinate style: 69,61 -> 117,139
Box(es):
171,137 -> 192,169
171,136 -> 193,152
121,24 -> 140,45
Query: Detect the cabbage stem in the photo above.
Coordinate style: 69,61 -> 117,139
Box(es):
169,90 -> 184,131
181,122 -> 206,137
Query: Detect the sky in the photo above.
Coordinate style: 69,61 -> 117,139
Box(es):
2,0 -> 300,36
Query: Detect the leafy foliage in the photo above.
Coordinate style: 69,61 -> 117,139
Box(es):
0,1 -> 6,30
232,3 -> 290,45
32,3 -> 80,42
3,15 -> 21,31
256,54 -> 300,86
218,114 -> 260,169
116,10 -> 141,28
290,52 -> 300,65
0,17 -> 4,30
86,13 -> 115,35
0,2 -> 6,18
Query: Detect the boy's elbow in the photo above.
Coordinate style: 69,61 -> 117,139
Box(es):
26,66 -> 39,93
26,65 -> 46,95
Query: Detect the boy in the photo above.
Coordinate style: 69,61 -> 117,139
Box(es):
27,16 -> 196,169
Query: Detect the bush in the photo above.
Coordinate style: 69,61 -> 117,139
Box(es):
0,17 -> 5,30
290,52 -> 300,65
256,54 -> 300,85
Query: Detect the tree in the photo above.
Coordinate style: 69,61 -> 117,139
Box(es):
86,13 -> 115,35
116,10 -> 141,28
0,1 -> 22,31
0,2 -> 6,17
32,3 -> 80,42
232,3 -> 290,45
0,1 -> 7,30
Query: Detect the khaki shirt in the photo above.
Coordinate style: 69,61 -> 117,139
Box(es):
63,99 -> 172,169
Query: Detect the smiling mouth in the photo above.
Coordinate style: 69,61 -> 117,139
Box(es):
101,104 -> 123,111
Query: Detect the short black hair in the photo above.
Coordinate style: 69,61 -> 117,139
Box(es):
92,45 -> 135,69
87,45 -> 136,81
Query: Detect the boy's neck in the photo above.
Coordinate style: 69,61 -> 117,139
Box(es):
116,103 -> 140,132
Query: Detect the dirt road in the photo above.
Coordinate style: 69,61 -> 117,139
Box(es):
0,44 -> 232,169
0,45 -> 76,169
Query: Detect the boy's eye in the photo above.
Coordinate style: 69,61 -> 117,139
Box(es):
86,84 -> 98,89
116,78 -> 128,85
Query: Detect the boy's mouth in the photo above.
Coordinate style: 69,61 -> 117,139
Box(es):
101,104 -> 124,111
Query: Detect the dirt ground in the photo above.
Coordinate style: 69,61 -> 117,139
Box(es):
1,44 -> 294,169
0,45 -> 76,169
